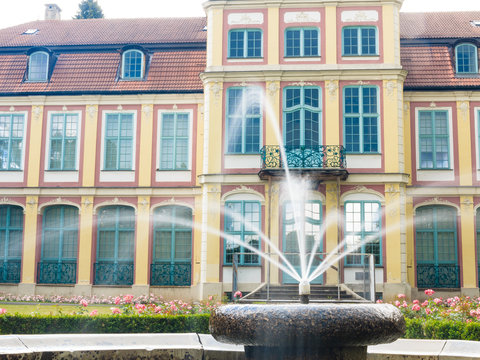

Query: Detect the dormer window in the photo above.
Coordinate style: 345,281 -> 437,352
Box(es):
455,43 -> 478,74
122,49 -> 144,80
28,51 -> 49,82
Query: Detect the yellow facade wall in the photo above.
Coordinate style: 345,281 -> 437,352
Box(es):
382,4 -> 395,65
383,80 -> 400,173
324,6 -> 337,64
78,196 -> 94,285
456,101 -> 473,186
325,182 -> 339,285
21,197 -> 38,283
82,105 -> 98,187
267,7 -> 279,66
385,183 -> 402,283
26,106 -> 44,187
135,197 -> 151,285
138,105 -> 154,187
460,197 -> 476,288
325,80 -> 340,145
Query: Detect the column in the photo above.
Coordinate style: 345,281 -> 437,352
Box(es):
138,105 -> 153,187
19,196 -> 38,295
325,182 -> 340,285
460,196 -> 478,297
75,196 -> 94,295
133,196 -> 151,295
27,106 -> 44,187
82,105 -> 98,187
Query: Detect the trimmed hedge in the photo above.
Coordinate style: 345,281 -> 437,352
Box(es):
0,314 -> 210,334
405,318 -> 480,341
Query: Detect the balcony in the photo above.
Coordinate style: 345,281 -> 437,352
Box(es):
259,145 -> 348,180
94,261 -> 134,285
0,260 -> 21,284
417,264 -> 460,289
37,261 -> 77,284
150,262 -> 191,286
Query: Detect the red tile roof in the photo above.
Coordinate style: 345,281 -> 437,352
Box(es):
0,50 -> 206,94
400,12 -> 480,39
401,46 -> 480,89
0,18 -> 207,48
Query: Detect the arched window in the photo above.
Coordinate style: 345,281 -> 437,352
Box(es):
122,49 -> 144,80
0,205 -> 23,283
95,206 -> 135,285
416,205 -> 459,288
28,51 -> 49,82
282,200 -> 322,284
151,205 -> 192,286
455,43 -> 478,74
38,205 -> 78,284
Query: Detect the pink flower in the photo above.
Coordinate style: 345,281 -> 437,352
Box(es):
402,301 -> 408,308
433,298 -> 442,305
397,293 -> 406,299
376,299 -> 383,304
80,299 -> 89,307
421,300 -> 428,307
89,310 -> 98,316
135,303 -> 146,313
394,300 -> 400,307
0,308 -> 7,315
208,295 -> 213,301
233,291 -> 242,299
412,304 -> 421,311
413,300 -> 419,304
424,289 -> 435,296
425,308 -> 431,314
110,307 -> 121,314
123,294 -> 134,303
114,297 -> 121,305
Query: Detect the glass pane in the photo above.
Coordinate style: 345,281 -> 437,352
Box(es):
286,29 -> 301,56
343,28 -> 358,55
229,31 -> 244,57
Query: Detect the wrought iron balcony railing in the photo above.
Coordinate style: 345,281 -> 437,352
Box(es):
260,145 -> 347,170
150,262 -> 191,286
94,261 -> 134,285
37,261 -> 77,284
417,264 -> 459,288
0,260 -> 21,283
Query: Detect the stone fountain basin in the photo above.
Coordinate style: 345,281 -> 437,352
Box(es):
209,303 -> 405,348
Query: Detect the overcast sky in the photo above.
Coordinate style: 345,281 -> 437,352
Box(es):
0,0 -> 478,28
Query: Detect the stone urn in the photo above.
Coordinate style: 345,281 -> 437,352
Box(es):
209,303 -> 405,360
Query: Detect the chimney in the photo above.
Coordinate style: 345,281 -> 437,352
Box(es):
45,4 -> 62,20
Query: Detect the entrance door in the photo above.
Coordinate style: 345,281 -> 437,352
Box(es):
282,201 -> 323,284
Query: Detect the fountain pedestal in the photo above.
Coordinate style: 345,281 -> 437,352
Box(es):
210,303 -> 405,360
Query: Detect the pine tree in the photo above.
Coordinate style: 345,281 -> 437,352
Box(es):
74,0 -> 104,19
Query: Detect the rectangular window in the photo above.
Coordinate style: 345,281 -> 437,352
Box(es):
285,28 -> 319,57
0,114 -> 24,170
345,201 -> 382,266
226,87 -> 261,154
49,113 -> 78,170
228,29 -> 262,58
343,86 -> 379,153
418,110 -> 449,169
160,113 -> 190,170
342,27 -> 377,56
104,113 -> 134,170
283,87 -> 321,148
224,201 -> 261,265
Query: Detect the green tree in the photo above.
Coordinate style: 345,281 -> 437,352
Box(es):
74,0 -> 104,19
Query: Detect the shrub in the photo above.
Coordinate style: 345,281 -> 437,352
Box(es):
0,313 -> 210,335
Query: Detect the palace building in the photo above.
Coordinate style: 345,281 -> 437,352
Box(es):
0,0 -> 480,301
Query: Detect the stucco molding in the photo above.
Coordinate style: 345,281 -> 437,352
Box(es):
413,197 -> 460,216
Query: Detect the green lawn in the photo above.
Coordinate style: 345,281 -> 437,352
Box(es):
0,303 -> 113,315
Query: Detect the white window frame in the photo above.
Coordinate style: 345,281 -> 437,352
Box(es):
121,49 -> 145,80
28,51 -> 49,82
99,111 -> 137,182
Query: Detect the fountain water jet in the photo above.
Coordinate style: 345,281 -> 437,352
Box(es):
208,88 -> 405,359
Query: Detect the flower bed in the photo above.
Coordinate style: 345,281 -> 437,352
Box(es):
377,289 -> 480,341
0,294 -> 220,334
